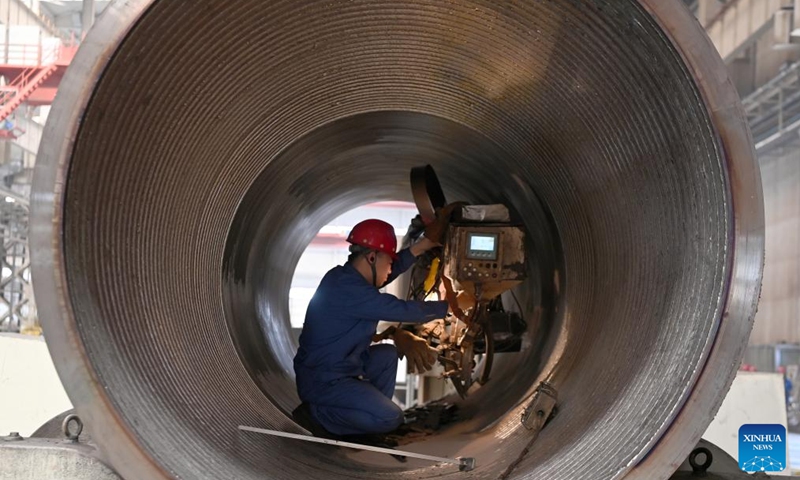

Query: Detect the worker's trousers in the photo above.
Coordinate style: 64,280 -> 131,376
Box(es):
308,344 -> 404,436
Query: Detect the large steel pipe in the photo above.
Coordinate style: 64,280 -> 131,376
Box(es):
31,1 -> 763,479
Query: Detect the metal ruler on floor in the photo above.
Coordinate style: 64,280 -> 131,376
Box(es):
238,425 -> 475,471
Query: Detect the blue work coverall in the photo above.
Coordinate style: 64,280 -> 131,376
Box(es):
293,248 -> 449,435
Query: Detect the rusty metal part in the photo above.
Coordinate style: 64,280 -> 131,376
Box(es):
456,307 -> 482,390
410,165 -> 447,225
433,302 -> 499,396
31,1 -> 762,479
439,274 -> 463,321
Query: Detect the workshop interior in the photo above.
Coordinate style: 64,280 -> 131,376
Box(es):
1,0 -> 799,479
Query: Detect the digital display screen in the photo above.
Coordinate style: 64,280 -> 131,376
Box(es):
470,234 -> 496,252
467,233 -> 498,260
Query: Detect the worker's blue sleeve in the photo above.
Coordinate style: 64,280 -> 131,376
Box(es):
346,284 -> 448,323
385,247 -> 417,285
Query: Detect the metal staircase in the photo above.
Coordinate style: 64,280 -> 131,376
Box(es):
0,39 -> 78,129
0,63 -> 59,124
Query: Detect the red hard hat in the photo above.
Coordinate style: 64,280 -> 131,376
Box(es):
347,219 -> 398,260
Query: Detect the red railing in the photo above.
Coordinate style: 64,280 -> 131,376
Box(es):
0,63 -> 57,122
1,31 -> 79,65
0,35 -> 79,124
4,43 -> 54,65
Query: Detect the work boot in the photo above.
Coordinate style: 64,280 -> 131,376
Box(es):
340,433 -> 407,463
340,433 -> 399,448
292,405 -> 406,463
291,402 -> 337,439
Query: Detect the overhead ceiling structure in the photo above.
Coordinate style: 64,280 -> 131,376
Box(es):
742,61 -> 800,157
39,1 -> 111,16
31,1 -> 763,479
39,1 -> 110,31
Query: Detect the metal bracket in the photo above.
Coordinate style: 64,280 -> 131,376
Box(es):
62,414 -> 83,444
2,432 -> 23,442
521,381 -> 558,431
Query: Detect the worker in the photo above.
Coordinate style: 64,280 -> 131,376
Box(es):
292,211 -> 466,442
778,366 -> 793,407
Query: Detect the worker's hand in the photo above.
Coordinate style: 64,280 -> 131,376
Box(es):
372,326 -> 396,343
424,202 -> 463,244
409,236 -> 439,257
393,329 -> 438,374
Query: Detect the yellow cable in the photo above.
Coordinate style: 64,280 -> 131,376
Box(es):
423,257 -> 440,293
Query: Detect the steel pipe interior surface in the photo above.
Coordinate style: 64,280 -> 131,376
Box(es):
31,1 -> 763,479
